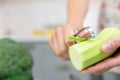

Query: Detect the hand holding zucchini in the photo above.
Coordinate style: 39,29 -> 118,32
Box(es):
69,28 -> 120,71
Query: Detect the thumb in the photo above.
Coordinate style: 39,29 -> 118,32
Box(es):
101,35 -> 120,53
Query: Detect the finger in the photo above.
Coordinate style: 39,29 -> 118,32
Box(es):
81,54 -> 120,74
55,27 -> 69,60
77,29 -> 91,38
49,32 -> 59,55
64,24 -> 76,47
48,32 -> 55,51
49,27 -> 69,60
101,35 -> 120,53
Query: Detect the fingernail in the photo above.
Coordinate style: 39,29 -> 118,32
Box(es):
102,43 -> 112,53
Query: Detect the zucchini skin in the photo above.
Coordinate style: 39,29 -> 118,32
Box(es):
69,28 -> 120,71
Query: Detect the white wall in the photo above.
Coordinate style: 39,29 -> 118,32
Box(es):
0,0 -> 101,36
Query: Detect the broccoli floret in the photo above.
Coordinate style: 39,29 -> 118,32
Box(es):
0,38 -> 33,80
4,72 -> 33,80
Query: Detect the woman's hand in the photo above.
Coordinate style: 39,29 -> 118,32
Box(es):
49,24 -> 89,60
49,24 -> 75,60
81,35 -> 120,75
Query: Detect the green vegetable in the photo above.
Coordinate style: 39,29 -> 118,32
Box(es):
69,36 -> 86,42
0,38 -> 33,80
4,72 -> 33,80
69,28 -> 120,71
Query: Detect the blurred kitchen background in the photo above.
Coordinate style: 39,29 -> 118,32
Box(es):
0,0 -> 102,80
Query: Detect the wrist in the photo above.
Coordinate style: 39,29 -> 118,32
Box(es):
66,23 -> 83,30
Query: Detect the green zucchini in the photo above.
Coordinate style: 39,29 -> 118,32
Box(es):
69,28 -> 120,71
